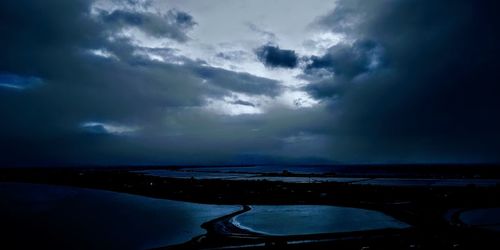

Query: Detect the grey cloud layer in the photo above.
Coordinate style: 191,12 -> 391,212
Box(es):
303,0 -> 500,162
0,0 -> 315,166
1,0 -> 499,165
99,8 -> 196,42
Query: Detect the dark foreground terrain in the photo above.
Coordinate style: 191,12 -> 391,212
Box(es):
0,165 -> 499,249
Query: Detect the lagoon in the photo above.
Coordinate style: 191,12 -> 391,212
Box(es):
0,182 -> 239,250
232,205 -> 409,236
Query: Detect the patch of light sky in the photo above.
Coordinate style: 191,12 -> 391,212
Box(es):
203,92 -> 270,116
91,0 -> 339,115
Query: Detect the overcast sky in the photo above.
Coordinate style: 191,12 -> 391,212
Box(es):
1,0 -> 499,166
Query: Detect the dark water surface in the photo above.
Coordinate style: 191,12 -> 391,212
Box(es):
136,168 -> 499,187
232,205 -> 409,235
0,182 -> 239,250
460,208 -> 500,232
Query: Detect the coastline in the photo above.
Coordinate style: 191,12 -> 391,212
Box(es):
1,167 -> 499,249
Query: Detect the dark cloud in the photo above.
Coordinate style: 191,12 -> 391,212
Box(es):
0,0 -> 307,166
99,8 -> 196,42
193,66 -> 282,97
255,45 -> 299,69
230,100 -> 256,107
304,77 -> 347,101
306,40 -> 385,78
303,39 -> 385,101
2,0 -> 498,166
304,0 -> 500,162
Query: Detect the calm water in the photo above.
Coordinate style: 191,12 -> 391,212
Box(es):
133,169 -> 256,180
0,183 -> 239,250
181,165 -> 338,174
230,176 -> 368,183
232,205 -> 409,236
135,169 -> 499,187
460,208 -> 500,232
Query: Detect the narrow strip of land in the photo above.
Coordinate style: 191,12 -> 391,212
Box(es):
202,205 -> 261,237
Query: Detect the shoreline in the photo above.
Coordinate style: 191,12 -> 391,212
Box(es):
1,167 -> 499,249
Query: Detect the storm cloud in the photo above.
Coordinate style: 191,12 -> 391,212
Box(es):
0,0 -> 301,166
305,0 -> 500,162
255,45 -> 299,69
99,8 -> 196,42
1,0 -> 499,166
306,40 -> 385,79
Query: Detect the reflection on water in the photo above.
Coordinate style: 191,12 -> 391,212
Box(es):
0,183 -> 239,250
230,176 -> 368,183
233,205 -> 409,236
181,165 -> 335,174
133,169 -> 256,180
134,169 -> 500,187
